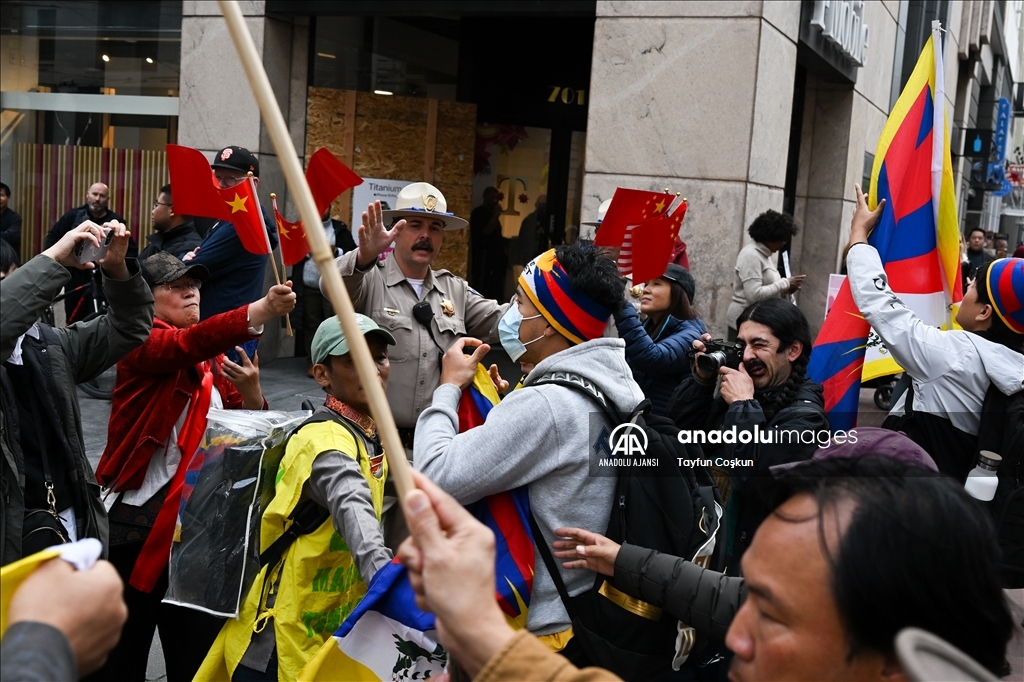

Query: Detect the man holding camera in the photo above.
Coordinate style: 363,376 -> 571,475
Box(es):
669,298 -> 827,569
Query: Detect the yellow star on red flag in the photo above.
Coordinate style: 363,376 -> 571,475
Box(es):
226,193 -> 248,213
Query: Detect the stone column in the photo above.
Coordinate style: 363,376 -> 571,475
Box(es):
582,1 -> 801,334
178,1 -> 309,359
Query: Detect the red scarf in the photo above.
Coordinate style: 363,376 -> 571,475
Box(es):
130,362 -> 213,593
324,396 -> 384,476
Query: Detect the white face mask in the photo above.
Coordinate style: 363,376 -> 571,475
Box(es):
498,305 -> 544,361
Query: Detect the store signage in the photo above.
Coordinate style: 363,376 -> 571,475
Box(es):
350,178 -> 413,244
547,86 -> 586,105
963,129 -> 993,159
994,97 -> 1010,163
810,0 -> 869,66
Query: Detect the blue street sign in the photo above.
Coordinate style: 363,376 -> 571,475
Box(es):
995,97 -> 1010,163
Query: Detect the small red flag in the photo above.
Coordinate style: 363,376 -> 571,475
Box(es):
630,201 -> 688,284
272,148 -> 363,266
306,147 -> 364,217
273,194 -> 309,267
593,188 -> 674,247
166,144 -> 270,255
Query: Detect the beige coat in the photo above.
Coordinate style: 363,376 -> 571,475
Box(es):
477,632 -> 622,682
726,241 -> 790,330
330,249 -> 506,430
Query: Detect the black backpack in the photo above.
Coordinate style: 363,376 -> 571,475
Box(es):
976,386 -> 1024,588
532,372 -> 724,681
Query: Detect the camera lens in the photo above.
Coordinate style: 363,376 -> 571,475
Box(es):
697,351 -> 726,375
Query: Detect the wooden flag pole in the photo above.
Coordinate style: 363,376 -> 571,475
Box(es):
249,174 -> 293,336
218,0 -> 412,500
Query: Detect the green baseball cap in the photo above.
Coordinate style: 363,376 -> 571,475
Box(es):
311,314 -> 396,365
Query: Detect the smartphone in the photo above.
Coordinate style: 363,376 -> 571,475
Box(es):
75,228 -> 113,264
227,338 -> 259,365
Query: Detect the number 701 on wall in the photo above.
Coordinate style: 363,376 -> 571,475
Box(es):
547,86 -> 586,105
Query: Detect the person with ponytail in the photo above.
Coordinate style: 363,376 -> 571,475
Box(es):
668,297 -> 828,568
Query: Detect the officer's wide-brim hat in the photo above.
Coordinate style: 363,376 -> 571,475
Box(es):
141,252 -> 209,288
581,198 -> 612,227
311,314 -> 397,365
381,182 -> 468,231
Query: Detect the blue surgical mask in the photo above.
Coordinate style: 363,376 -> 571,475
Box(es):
498,305 -> 543,361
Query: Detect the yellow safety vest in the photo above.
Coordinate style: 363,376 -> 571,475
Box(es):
196,418 -> 387,681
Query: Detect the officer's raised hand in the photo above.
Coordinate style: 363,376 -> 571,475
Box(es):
356,200 -> 407,269
440,337 -> 490,390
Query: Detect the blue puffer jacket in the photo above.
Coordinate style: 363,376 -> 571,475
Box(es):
614,305 -> 707,415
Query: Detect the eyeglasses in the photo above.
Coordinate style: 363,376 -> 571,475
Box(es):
215,172 -> 247,187
152,201 -> 172,209
163,279 -> 202,292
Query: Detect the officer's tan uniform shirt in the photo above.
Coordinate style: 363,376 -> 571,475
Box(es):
328,249 -> 507,429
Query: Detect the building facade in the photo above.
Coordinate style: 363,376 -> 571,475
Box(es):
2,0 -> 1021,347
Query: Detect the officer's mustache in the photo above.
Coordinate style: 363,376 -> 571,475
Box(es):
412,240 -> 434,252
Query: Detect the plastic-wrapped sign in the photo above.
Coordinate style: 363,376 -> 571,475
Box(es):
164,409 -> 309,618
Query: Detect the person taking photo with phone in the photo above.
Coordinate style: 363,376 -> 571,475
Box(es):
1,220 -> 153,567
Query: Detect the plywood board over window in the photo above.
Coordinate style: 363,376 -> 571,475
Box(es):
305,87 -> 475,278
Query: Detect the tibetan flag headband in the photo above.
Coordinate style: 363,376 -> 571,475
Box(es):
518,249 -> 612,345
986,258 -> 1024,335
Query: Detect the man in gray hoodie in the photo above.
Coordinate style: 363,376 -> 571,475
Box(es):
414,243 -> 645,647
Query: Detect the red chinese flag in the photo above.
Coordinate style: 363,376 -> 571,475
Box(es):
166,144 -> 270,255
271,148 -> 363,265
214,177 -> 270,255
630,201 -> 687,284
306,147 -> 363,216
593,188 -> 674,247
274,196 -> 309,267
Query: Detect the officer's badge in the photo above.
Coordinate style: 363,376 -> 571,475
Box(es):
384,307 -> 400,316
440,299 -> 455,317
422,194 -> 438,211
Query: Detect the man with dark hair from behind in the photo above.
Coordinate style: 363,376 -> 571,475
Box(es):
399,455 -> 1015,680
0,238 -> 19,280
670,297 -> 828,567
415,243 -> 645,652
138,184 -> 202,260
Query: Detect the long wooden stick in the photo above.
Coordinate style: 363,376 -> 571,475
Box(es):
218,0 -> 412,500
249,174 -> 293,336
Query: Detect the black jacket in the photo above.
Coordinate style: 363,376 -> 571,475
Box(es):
669,373 -> 828,567
138,219 -> 203,261
614,543 -> 745,641
1,256 -> 154,565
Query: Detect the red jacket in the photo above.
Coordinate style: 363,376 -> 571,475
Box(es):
96,305 -> 263,491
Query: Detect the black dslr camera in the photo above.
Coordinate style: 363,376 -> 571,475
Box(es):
695,339 -> 743,375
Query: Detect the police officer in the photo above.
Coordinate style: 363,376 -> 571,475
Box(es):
327,183 -> 507,459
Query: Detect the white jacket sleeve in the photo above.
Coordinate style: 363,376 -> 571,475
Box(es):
846,243 -> 964,382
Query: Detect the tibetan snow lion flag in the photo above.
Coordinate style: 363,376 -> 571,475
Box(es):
808,26 -> 962,432
300,365 -> 534,681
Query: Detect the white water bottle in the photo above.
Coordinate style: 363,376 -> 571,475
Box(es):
964,451 -> 1001,502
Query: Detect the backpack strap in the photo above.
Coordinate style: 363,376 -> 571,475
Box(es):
533,371 -> 644,423
257,410 -> 363,569
528,510 -> 577,620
